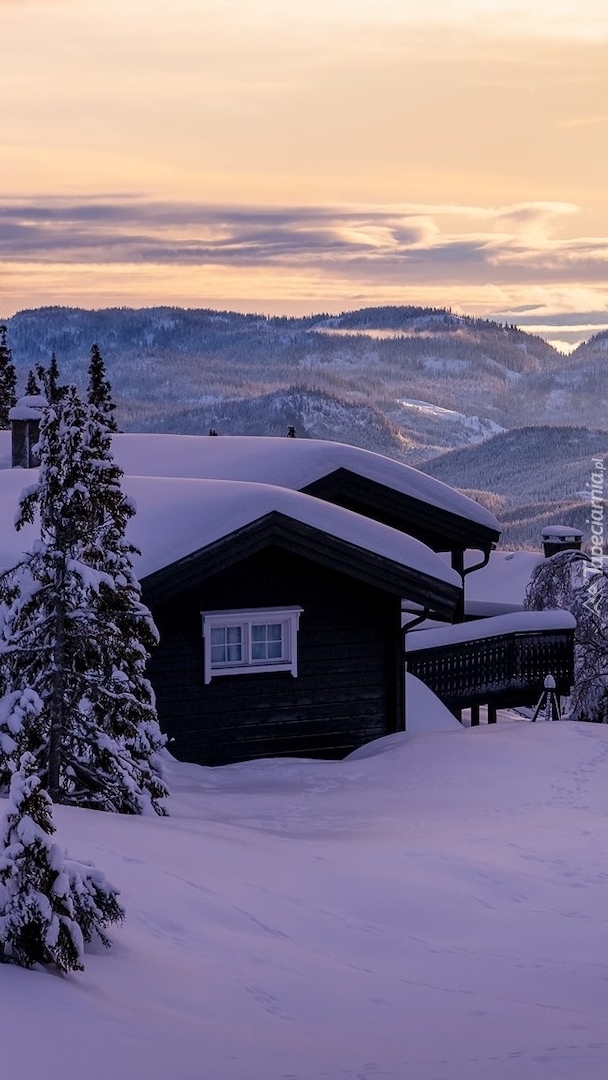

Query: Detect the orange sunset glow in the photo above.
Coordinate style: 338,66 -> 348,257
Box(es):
2,0 -> 608,346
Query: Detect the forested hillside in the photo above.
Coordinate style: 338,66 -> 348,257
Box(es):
5,305 -> 607,547
423,426 -> 608,550
5,304 -> 565,452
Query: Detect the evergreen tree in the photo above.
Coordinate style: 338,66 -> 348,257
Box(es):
87,344 -> 118,431
25,369 -> 42,396
64,857 -> 124,950
0,324 -> 17,429
35,352 -> 61,403
0,386 -> 168,813
0,752 -> 84,972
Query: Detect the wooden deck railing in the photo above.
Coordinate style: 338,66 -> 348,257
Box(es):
406,613 -> 575,718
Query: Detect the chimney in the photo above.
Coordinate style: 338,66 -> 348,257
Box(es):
541,525 -> 583,558
9,396 -> 47,468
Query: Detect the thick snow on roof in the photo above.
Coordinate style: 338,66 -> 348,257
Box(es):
110,433 -> 501,533
406,609 -> 576,652
8,394 -> 47,421
0,468 -> 460,588
541,525 -> 583,539
125,475 -> 460,586
465,549 -> 542,610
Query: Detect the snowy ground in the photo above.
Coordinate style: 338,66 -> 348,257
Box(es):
1,716 -> 607,1080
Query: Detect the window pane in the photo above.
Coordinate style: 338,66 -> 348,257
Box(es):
210,624 -> 242,665
251,622 -> 283,661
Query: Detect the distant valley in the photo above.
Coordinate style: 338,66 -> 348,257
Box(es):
6,304 -> 608,549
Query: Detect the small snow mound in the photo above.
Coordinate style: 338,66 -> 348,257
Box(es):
346,674 -> 461,763
405,673 -> 463,732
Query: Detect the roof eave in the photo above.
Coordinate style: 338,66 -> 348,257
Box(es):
302,468 -> 501,552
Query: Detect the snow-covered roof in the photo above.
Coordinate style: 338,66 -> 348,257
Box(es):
0,468 -> 461,589
464,550 -> 542,611
8,395 -> 47,422
406,609 -> 576,652
125,476 -> 461,586
541,525 -> 583,540
109,433 -> 501,534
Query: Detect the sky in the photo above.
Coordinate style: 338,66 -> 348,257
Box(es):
2,0 -> 608,349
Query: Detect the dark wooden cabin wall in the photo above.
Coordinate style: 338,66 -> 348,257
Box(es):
147,547 -> 402,766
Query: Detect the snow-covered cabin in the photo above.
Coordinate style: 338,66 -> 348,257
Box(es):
126,475 -> 461,763
0,430 -> 575,763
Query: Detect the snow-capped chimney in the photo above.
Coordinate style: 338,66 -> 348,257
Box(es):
9,395 -> 47,468
541,525 -> 582,558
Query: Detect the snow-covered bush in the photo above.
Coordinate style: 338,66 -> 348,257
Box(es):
0,753 -> 124,971
0,753 -> 84,972
525,550 -> 608,722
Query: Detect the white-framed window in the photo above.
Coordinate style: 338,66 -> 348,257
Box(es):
201,607 -> 303,683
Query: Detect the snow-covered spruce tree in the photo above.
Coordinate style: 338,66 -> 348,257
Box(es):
0,385 -> 168,812
87,343 -> 118,432
525,550 -> 608,722
0,752 -> 84,972
0,753 -> 123,970
64,856 -> 125,950
0,324 -> 17,429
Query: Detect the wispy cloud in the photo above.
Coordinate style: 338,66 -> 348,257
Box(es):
558,114 -> 608,129
3,198 -> 608,349
1,198 -> 606,288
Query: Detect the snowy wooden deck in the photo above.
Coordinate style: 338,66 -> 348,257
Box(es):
405,612 -> 576,723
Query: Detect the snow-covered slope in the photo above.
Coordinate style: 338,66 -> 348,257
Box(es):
396,397 -> 504,442
1,720 -> 607,1080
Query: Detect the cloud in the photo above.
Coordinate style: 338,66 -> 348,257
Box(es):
0,1 -> 76,5
558,114 -> 608,130
1,198 -> 606,292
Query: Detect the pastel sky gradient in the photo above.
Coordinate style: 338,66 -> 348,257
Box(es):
2,0 -> 608,346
